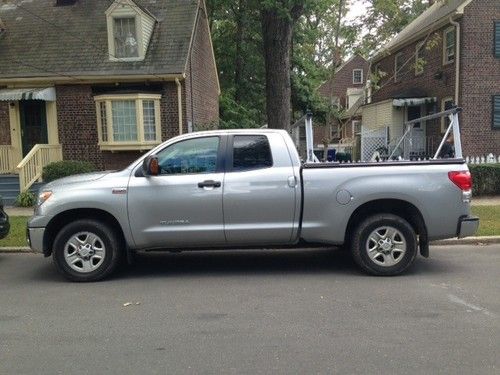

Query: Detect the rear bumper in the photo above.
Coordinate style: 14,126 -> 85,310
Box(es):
27,227 -> 45,253
457,216 -> 479,239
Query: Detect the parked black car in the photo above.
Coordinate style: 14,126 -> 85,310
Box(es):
0,197 -> 9,240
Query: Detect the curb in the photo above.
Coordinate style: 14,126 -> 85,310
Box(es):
0,237 -> 499,253
0,247 -> 33,253
431,236 -> 500,246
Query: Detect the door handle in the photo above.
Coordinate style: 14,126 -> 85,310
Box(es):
198,180 -> 221,188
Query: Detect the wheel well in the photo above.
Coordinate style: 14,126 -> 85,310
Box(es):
43,209 -> 126,256
345,199 -> 427,246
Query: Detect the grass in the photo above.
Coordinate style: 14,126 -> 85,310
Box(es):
0,206 -> 498,248
0,216 -> 29,248
471,206 -> 500,237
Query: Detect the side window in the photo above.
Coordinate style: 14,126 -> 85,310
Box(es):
157,137 -> 219,175
232,135 -> 273,171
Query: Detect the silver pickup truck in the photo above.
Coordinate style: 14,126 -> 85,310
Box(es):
27,129 -> 479,281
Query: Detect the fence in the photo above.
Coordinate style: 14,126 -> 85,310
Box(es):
465,154 -> 500,164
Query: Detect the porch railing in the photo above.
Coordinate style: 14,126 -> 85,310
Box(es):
17,144 -> 63,192
0,145 -> 14,174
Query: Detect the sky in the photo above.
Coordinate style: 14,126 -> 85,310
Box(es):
347,0 -> 369,22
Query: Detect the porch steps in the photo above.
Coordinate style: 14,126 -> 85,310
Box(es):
0,174 -> 43,207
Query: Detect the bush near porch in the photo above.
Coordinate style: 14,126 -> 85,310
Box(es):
42,160 -> 96,183
469,164 -> 500,197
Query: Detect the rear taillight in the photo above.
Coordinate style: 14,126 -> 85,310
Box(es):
448,171 -> 472,191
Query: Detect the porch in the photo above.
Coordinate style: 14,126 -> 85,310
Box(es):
0,87 -> 63,198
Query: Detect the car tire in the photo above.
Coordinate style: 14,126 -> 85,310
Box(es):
351,214 -> 417,276
52,219 -> 122,282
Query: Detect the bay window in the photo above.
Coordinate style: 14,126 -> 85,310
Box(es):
95,94 -> 162,150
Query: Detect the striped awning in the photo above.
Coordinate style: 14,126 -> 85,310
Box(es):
0,87 -> 56,101
392,97 -> 436,107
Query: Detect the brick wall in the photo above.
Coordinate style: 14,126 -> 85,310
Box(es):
0,101 -> 10,145
185,1 -> 220,130
460,0 -> 500,155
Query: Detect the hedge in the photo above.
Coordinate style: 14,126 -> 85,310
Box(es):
469,164 -> 500,196
42,160 -> 96,183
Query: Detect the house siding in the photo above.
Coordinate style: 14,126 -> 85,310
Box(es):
460,0 -> 500,155
0,101 -> 10,145
56,82 -> 183,171
185,3 -> 219,131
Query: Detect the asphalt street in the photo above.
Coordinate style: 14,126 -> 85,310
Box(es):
1,245 -> 499,375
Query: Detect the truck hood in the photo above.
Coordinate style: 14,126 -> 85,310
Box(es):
42,172 -> 112,190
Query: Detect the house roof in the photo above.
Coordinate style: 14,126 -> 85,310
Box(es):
0,0 -> 200,80
372,0 -> 472,62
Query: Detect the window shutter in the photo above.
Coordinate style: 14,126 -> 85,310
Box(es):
494,95 -> 500,129
495,21 -> 500,58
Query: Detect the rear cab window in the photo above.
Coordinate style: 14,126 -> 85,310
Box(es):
231,135 -> 273,171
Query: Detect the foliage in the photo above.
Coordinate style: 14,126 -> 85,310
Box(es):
469,164 -> 500,197
15,191 -> 36,207
42,160 -> 96,183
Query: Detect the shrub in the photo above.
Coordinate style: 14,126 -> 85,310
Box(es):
15,191 -> 36,207
42,160 -> 96,183
469,164 -> 500,196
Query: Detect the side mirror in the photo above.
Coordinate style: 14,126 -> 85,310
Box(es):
142,155 -> 159,176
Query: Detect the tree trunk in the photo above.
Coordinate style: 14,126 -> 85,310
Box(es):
234,0 -> 245,103
261,8 -> 294,130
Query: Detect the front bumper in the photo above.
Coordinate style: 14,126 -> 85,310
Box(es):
27,227 -> 45,253
457,216 -> 479,239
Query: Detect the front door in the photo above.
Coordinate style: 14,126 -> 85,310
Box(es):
406,105 -> 426,157
127,135 -> 226,249
19,100 -> 48,156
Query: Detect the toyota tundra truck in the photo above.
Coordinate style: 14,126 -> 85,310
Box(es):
27,129 -> 479,281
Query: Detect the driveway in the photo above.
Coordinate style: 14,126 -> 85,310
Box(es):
1,245 -> 499,374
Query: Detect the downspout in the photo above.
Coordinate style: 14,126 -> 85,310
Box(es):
450,17 -> 460,105
175,78 -> 183,135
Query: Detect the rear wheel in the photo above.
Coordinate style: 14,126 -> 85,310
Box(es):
52,219 -> 122,282
351,214 -> 417,276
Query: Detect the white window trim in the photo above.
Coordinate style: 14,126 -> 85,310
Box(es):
415,42 -> 425,76
352,120 -> 362,136
443,26 -> 456,65
441,97 -> 454,133
106,10 -> 145,61
394,52 -> 403,82
353,69 -> 363,84
95,93 -> 162,151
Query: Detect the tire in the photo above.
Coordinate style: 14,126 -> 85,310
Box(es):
351,214 -> 417,276
52,219 -> 122,282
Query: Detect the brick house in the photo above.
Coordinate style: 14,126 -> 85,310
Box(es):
0,0 -> 219,181
291,54 -> 369,160
362,0 -> 500,159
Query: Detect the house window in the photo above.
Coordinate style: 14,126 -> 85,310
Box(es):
352,120 -> 362,135
353,69 -> 363,84
441,97 -> 454,133
495,21 -> 500,58
95,94 -> 162,150
415,42 -> 425,75
493,95 -> 500,129
331,96 -> 340,109
443,26 -> 456,65
394,52 -> 404,82
113,17 -> 139,58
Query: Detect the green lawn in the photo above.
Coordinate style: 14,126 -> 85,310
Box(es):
471,206 -> 500,237
0,216 -> 29,248
0,207 -> 498,248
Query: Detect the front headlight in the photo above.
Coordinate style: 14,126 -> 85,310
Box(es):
37,191 -> 53,206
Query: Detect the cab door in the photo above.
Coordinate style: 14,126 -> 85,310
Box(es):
127,136 -> 226,249
223,133 -> 299,245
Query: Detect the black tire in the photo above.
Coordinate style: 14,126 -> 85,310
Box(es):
351,214 -> 417,276
52,219 -> 122,282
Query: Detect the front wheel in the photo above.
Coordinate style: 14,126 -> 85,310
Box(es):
351,214 -> 417,276
52,219 -> 122,282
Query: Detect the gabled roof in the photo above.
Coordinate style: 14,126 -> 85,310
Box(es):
0,0 -> 200,79
372,0 -> 473,62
